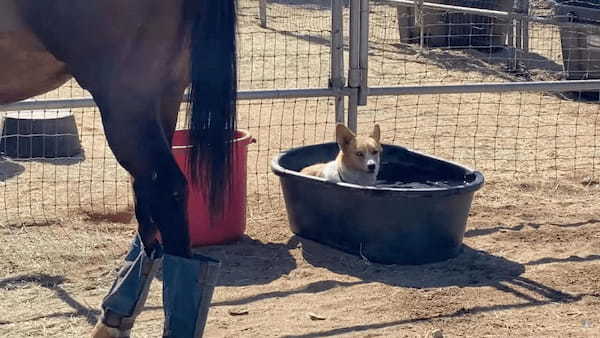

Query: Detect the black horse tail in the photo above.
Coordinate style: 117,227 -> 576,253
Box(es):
186,0 -> 237,215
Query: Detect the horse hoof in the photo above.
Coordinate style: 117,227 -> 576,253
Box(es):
91,322 -> 130,338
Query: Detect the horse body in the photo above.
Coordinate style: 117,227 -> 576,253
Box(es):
1,1 -> 237,336
0,0 -> 71,103
4,0 -> 194,252
7,0 -> 190,103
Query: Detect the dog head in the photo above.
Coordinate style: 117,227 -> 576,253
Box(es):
336,123 -> 382,175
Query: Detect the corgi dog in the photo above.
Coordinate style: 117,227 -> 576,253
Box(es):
301,123 -> 382,186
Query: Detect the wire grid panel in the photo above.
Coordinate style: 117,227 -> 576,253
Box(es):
238,97 -> 338,219
360,91 -> 600,179
370,1 -> 518,86
0,104 -> 133,224
238,0 -> 334,90
363,0 -> 600,180
0,0 -> 336,224
367,0 -> 584,86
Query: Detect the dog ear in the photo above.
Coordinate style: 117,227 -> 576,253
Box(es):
370,124 -> 381,143
336,123 -> 355,149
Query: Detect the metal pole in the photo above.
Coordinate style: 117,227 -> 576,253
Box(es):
521,0 -> 529,53
507,18 -> 519,71
349,0 -> 361,89
515,0 -> 522,50
358,0 -> 370,105
0,98 -> 98,111
259,0 -> 267,28
367,80 -> 600,96
331,0 -> 346,124
507,3 -> 516,72
388,0 -> 511,19
380,0 -> 600,34
5,79 -> 600,113
416,0 -> 424,52
348,0 -> 361,129
0,88 -> 354,112
348,89 -> 359,133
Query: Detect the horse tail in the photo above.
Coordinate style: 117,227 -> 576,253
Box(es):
186,0 -> 237,215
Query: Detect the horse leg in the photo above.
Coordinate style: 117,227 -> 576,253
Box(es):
91,234 -> 162,338
91,128 -> 170,338
92,188 -> 163,338
118,86 -> 183,260
92,88 -> 221,337
91,90 -> 192,338
121,120 -> 222,338
150,92 -> 224,338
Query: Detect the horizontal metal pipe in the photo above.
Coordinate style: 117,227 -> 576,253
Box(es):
379,0 -> 600,33
368,80 -> 600,96
381,0 -> 512,19
0,88 -> 352,112
237,88 -> 351,100
3,81 -> 600,112
0,98 -> 97,112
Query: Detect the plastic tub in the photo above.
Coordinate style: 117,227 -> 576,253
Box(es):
172,129 -> 254,247
0,110 -> 81,158
271,142 -> 484,265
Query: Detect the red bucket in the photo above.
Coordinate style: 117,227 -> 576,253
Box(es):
171,129 -> 254,247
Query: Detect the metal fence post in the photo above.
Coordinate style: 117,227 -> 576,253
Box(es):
349,0 -> 362,90
359,0 -> 370,106
331,0 -> 346,124
507,0 -> 517,71
515,0 -> 522,50
259,0 -> 268,28
521,0 -> 529,54
416,0 -> 425,52
348,0 -> 362,132
348,89 -> 359,133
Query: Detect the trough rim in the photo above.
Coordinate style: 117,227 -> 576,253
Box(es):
271,142 -> 485,196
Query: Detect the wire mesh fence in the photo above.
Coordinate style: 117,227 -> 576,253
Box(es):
1,0 -> 338,224
1,0 -> 600,226
364,0 -> 600,180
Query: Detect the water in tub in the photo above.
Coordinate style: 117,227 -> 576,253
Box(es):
375,161 -> 470,189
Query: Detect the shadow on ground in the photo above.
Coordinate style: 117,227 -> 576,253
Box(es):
206,234 -> 596,337
3,232 -> 597,333
0,158 -> 24,181
277,236 -> 594,338
291,236 -> 525,288
194,235 -> 297,287
465,218 -> 600,238
0,273 -> 99,326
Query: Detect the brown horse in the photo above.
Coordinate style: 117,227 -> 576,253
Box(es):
1,0 -> 237,336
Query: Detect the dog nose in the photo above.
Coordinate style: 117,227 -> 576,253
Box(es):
367,163 -> 376,172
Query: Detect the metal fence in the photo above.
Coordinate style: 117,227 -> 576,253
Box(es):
1,0 -> 600,224
361,0 -> 600,180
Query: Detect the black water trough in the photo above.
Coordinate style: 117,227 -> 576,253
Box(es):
271,143 -> 484,265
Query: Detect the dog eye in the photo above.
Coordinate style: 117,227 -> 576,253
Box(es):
372,150 -> 379,155
356,152 -> 364,157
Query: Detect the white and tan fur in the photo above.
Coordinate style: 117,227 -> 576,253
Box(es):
301,123 -> 382,186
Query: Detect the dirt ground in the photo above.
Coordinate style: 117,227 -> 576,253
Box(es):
1,1 -> 600,337
1,178 -> 599,337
